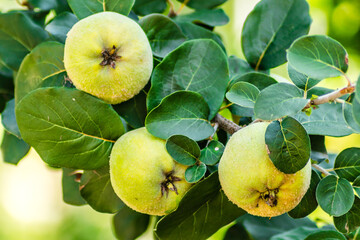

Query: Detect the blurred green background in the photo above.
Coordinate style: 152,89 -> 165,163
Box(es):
0,0 -> 359,239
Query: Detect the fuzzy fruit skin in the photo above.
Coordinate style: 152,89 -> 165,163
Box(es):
110,127 -> 192,216
218,122 -> 311,217
64,12 -> 153,104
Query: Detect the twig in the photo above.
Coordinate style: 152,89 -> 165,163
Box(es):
303,85 -> 355,109
166,0 -> 177,17
16,0 -> 34,10
176,0 -> 190,15
219,102 -> 234,111
207,123 -> 219,145
344,73 -> 352,86
213,113 -> 241,135
312,164 -> 331,176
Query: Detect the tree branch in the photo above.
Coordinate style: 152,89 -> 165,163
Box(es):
213,114 -> 241,135
312,164 -> 331,176
303,85 -> 355,109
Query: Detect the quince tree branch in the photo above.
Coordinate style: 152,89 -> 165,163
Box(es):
213,114 -> 241,135
303,84 -> 355,109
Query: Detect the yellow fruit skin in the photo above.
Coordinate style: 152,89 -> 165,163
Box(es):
218,122 -> 311,217
64,12 -> 153,104
110,128 -> 192,216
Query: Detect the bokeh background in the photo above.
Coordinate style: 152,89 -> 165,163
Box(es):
0,0 -> 359,239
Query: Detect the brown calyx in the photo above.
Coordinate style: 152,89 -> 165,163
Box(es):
100,45 -> 121,69
260,188 -> 279,207
161,171 -> 182,197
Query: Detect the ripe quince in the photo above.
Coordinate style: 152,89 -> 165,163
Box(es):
219,122 -> 311,217
64,12 -> 153,104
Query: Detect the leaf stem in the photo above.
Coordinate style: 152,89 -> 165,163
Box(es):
344,73 -> 352,86
303,84 -> 355,109
312,163 -> 331,176
176,0 -> 190,15
213,113 -> 241,135
219,102 -> 234,111
166,0 -> 177,17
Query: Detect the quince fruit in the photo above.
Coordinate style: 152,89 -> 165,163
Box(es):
110,127 -> 192,216
219,122 -> 311,217
64,12 -> 153,104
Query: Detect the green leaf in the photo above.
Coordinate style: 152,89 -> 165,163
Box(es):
185,163 -> 206,183
200,140 -> 224,165
228,56 -> 254,78
62,168 -> 86,206
265,116 -> 310,174
229,72 -> 278,90
288,170 -> 320,218
304,230 -> 346,240
226,82 -> 260,108
166,135 -> 200,166
28,0 -> 58,10
353,175 -> 360,196
353,97 -> 360,126
176,0 -> 227,10
113,206 -> 150,240
343,102 -> 360,133
55,0 -> 71,13
316,175 -> 354,216
112,90 -> 147,129
270,227 -> 320,240
45,12 -> 78,43
80,165 -> 123,213
147,39 -> 229,119
0,12 -> 49,70
309,135 -> 328,162
254,83 -> 308,121
176,22 -> 225,51
240,214 -> 317,240
293,102 -> 353,137
1,131 -> 30,165
15,41 -> 66,105
175,9 -> 229,27
15,87 -> 124,169
287,35 -> 349,79
334,197 -> 360,234
146,91 -> 214,141
228,72 -> 276,117
224,223 -> 252,240
1,99 -> 21,138
154,172 -> 245,240
334,147 -> 360,182
132,0 -> 167,16
139,14 -> 186,58
288,64 -> 322,91
68,0 -> 135,19
242,0 -> 311,70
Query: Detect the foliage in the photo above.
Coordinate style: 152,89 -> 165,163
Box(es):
1,0 -> 359,239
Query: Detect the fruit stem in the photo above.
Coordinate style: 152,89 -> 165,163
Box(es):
213,113 -> 241,135
312,164 -> 331,176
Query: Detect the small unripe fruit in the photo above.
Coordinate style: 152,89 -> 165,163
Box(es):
110,128 -> 192,216
219,122 -> 311,217
64,12 -> 153,104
